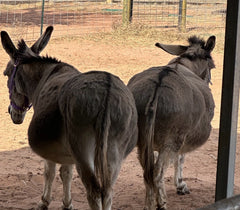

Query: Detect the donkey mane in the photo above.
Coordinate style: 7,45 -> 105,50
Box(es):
17,39 -> 61,65
22,54 -> 61,64
188,36 -> 205,47
17,39 -> 27,53
180,36 -> 214,64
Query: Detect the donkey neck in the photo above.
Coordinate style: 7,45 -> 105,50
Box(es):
167,57 -> 212,85
168,57 -> 208,78
167,58 -> 195,75
21,62 -> 61,102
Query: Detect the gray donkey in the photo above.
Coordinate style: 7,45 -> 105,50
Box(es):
1,26 -> 138,210
128,36 -> 215,210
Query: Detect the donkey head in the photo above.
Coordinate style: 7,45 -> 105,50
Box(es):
155,36 -> 216,84
1,26 -> 53,124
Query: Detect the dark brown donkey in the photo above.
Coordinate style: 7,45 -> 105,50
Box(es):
1,26 -> 138,210
128,36 -> 215,210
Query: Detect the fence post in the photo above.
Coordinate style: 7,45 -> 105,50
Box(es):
106,0 -> 113,4
40,0 -> 45,35
178,0 -> 186,32
122,0 -> 133,25
215,0 -> 240,201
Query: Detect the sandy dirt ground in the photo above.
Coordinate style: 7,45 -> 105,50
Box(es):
0,33 -> 239,210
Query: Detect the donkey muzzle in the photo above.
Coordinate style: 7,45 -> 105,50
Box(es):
8,105 -> 26,124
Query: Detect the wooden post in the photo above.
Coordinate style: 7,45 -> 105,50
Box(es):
215,0 -> 240,201
122,0 -> 133,25
178,0 -> 186,32
106,0 -> 113,4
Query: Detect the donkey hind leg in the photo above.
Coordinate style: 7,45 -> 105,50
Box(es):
174,154 -> 190,195
59,164 -> 73,210
37,160 -> 56,210
137,143 -> 156,210
68,125 -> 103,209
102,155 -> 122,210
138,152 -> 155,210
76,161 -> 120,210
144,152 -> 160,210
76,163 -> 102,210
144,179 -> 155,210
154,149 -> 174,210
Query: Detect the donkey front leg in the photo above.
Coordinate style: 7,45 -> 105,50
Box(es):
37,160 -> 56,210
59,164 -> 73,210
174,154 -> 190,195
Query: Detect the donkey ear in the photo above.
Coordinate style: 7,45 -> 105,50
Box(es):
1,31 -> 17,58
155,43 -> 188,55
205,36 -> 216,52
31,26 -> 54,54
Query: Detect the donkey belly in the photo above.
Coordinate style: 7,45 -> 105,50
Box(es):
29,134 -> 74,164
180,122 -> 212,154
28,109 -> 74,164
32,139 -> 74,164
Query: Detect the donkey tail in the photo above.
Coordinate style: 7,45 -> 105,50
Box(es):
94,72 -> 112,200
143,67 -> 172,187
143,90 -> 158,188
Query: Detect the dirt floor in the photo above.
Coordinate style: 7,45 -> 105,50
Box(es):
0,30 -> 239,210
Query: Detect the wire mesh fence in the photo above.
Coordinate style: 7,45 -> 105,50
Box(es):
132,0 -> 226,30
0,0 -> 123,41
0,0 -> 227,41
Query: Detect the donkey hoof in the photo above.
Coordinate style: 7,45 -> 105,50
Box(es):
144,205 -> 156,210
62,206 -> 73,210
177,189 -> 190,195
156,205 -> 167,210
36,204 -> 48,210
62,201 -> 73,210
177,183 -> 190,195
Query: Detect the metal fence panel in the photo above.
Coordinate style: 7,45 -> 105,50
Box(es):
0,0 -> 227,41
132,0 -> 226,30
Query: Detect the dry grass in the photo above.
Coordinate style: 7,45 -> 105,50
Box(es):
54,22 -> 225,54
0,2 -> 42,10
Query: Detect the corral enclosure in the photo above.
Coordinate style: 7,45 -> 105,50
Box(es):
0,0 -> 240,210
0,0 -> 226,40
